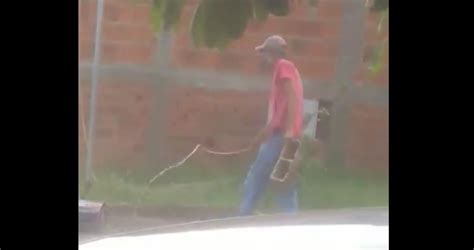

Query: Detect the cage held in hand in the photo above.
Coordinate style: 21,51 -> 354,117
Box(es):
270,138 -> 301,182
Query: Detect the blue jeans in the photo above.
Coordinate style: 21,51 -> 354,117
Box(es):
239,133 -> 298,216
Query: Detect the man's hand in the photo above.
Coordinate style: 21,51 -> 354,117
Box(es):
269,137 -> 302,191
288,143 -> 302,173
252,126 -> 271,147
283,137 -> 294,148
284,137 -> 302,180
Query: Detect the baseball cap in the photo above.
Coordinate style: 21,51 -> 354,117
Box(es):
255,35 -> 287,53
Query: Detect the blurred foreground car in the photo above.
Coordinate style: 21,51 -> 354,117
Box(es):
80,207 -> 388,250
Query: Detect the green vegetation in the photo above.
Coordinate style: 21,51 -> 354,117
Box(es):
79,143 -> 388,211
152,0 -> 292,49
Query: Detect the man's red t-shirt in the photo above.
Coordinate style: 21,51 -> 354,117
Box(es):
267,58 -> 304,138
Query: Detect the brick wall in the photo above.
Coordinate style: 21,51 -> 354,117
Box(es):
345,104 -> 388,170
79,77 -> 154,168
161,86 -> 267,168
346,8 -> 388,169
79,79 -> 267,169
79,0 -> 388,170
80,0 -> 156,65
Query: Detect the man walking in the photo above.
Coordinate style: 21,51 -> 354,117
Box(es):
240,35 -> 304,216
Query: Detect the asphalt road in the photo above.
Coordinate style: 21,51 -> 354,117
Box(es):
79,207 -> 388,245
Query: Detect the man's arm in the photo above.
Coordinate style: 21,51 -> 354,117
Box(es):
255,78 -> 295,146
282,78 -> 296,139
282,78 -> 302,180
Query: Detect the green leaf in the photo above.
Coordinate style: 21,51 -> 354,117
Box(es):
253,0 -> 269,22
368,43 -> 384,76
191,0 -> 252,50
377,9 -> 388,33
227,0 -> 252,39
308,0 -> 319,7
370,0 -> 388,12
267,0 -> 290,16
150,5 -> 163,33
162,0 -> 187,31
190,0 -> 206,47
150,0 -> 187,32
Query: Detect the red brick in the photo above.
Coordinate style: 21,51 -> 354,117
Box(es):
101,43 -> 153,64
79,19 -> 96,39
130,25 -> 154,42
288,38 -> 337,59
80,40 -> 93,61
211,134 -> 254,151
310,41 -> 338,59
79,23 -> 94,43
250,17 -> 297,36
132,4 -> 152,25
215,52 -> 253,73
317,22 -> 342,39
228,35 -> 266,51
295,20 -> 341,38
346,104 -> 388,169
365,26 -> 388,44
80,0 -> 97,23
288,0 -> 311,19
353,67 -> 367,85
102,23 -> 130,43
293,59 -> 336,80
243,60 -> 268,75
79,0 -> 88,20
315,0 -> 344,20
185,0 -> 199,6
100,43 -> 118,63
364,10 -> 388,43
246,17 -> 341,39
117,4 -> 136,23
369,67 -> 388,87
245,19 -> 266,34
79,82 -> 155,164
173,32 -> 191,49
367,11 -> 383,28
163,87 -> 267,140
171,48 -> 218,70
103,0 -> 121,22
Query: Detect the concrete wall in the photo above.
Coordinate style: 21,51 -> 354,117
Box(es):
79,0 -> 388,170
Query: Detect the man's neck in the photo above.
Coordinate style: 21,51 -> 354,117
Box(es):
272,57 -> 283,67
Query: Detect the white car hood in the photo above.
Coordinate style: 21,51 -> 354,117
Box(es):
80,224 -> 388,250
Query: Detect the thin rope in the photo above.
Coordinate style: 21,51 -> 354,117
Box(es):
148,144 -> 253,185
201,145 -> 252,155
148,144 -> 202,185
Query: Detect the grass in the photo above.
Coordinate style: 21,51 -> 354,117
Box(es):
79,155 -> 388,211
